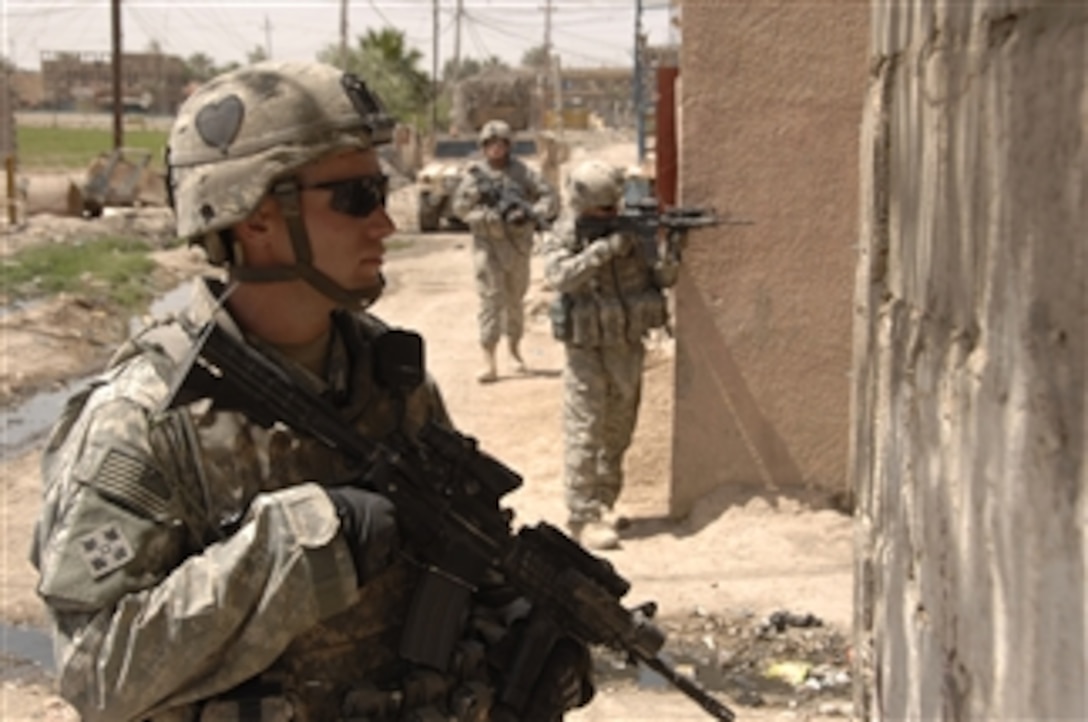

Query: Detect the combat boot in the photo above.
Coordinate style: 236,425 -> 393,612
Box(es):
477,345 -> 498,384
508,338 -> 527,373
576,519 -> 620,551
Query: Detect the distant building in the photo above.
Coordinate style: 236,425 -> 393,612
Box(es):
10,70 -> 45,110
545,44 -> 678,130
40,50 -> 187,114
556,67 -> 633,128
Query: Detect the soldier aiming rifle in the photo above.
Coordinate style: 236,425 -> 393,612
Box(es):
544,160 -> 749,553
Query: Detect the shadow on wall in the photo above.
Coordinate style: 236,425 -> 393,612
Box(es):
671,269 -> 810,517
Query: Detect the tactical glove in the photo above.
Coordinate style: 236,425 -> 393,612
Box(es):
505,206 -> 532,225
522,637 -> 595,722
324,486 -> 400,586
590,233 -> 631,262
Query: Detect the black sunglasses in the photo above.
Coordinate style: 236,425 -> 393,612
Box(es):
300,173 -> 389,218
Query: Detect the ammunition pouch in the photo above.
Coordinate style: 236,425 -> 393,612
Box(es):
558,290 -> 668,348
549,293 -> 574,342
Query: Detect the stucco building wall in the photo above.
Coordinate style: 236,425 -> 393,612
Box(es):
853,1 -> 1086,718
671,1 -> 868,513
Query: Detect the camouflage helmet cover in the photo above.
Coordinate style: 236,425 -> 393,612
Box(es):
567,159 -> 625,213
167,60 -> 395,243
478,119 -> 513,146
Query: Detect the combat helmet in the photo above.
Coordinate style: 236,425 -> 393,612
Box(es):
165,60 -> 395,306
567,159 -> 625,213
478,119 -> 512,146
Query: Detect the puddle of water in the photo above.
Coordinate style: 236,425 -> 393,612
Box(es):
0,282 -> 194,461
0,380 -> 90,457
0,297 -> 44,320
0,623 -> 54,674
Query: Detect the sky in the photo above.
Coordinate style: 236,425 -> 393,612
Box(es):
1,0 -> 678,74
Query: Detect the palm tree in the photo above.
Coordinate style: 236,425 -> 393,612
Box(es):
319,28 -> 432,128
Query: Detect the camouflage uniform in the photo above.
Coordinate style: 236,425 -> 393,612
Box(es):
451,139 -> 556,352
543,164 -> 679,533
31,276 -> 486,720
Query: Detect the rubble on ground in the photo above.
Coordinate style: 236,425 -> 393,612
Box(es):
594,607 -> 853,714
1,206 -> 178,258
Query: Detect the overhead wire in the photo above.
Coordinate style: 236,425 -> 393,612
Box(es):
6,0 -> 657,73
463,8 -> 628,67
461,11 -> 494,62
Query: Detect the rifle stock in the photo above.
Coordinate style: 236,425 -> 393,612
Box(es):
168,322 -> 736,721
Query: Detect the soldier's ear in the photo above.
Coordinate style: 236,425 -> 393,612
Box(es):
233,197 -> 280,252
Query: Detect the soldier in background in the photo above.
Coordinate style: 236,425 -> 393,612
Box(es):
543,160 -> 680,551
452,119 -> 557,383
30,61 -> 590,722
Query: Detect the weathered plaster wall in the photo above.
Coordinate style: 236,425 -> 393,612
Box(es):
672,1 -> 868,513
853,1 -> 1087,718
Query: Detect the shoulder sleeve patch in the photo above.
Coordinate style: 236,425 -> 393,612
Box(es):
77,523 -> 135,579
92,447 -> 173,520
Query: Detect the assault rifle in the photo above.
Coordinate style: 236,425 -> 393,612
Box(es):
469,166 -> 544,228
575,196 -> 751,263
167,321 -> 736,722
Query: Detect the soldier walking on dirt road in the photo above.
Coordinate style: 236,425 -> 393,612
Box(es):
452,119 -> 557,383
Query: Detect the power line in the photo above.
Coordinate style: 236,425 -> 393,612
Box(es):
461,12 -> 493,61
464,10 -> 625,67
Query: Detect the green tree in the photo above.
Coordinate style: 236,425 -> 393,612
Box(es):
520,44 -> 550,70
184,52 -> 217,82
246,45 -> 269,64
442,56 -> 483,83
318,28 -> 432,128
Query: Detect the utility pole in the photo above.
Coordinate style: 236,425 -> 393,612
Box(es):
111,0 -> 122,150
634,0 -> 644,163
264,15 -> 273,59
339,0 -> 349,68
431,0 -> 439,137
452,0 -> 463,80
543,0 -> 562,133
543,0 -> 552,57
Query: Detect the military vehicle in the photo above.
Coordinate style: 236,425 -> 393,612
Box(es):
417,69 -> 539,232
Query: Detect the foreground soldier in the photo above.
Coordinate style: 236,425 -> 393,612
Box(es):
544,161 -> 680,551
30,61 -> 589,722
452,119 -> 556,383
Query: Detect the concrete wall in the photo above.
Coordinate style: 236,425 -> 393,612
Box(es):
672,1 -> 868,514
853,1 -> 1086,718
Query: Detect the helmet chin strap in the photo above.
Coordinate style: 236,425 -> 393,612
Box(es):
229,179 -> 384,309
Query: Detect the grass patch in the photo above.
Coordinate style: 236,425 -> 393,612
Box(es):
16,126 -> 169,171
0,235 -> 157,309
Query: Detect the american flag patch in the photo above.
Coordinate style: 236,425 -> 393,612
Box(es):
78,523 -> 134,579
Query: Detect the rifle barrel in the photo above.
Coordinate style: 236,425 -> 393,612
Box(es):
641,655 -> 737,722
